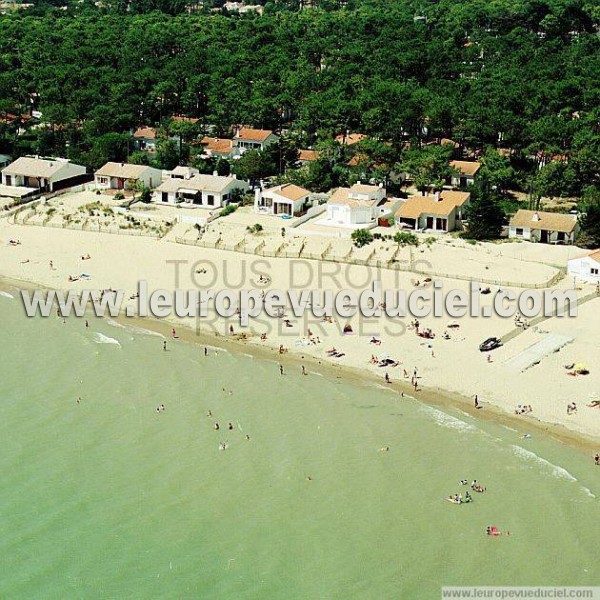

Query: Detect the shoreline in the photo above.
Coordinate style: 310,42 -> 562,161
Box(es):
1,272 -> 598,456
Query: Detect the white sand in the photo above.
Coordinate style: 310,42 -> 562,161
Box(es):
1,218 -> 599,442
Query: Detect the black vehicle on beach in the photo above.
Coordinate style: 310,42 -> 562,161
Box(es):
479,337 -> 503,352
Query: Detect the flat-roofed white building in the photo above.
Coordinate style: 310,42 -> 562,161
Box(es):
567,250 -> 600,282
324,183 -> 386,226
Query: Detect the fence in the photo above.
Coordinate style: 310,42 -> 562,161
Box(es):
172,232 -> 566,289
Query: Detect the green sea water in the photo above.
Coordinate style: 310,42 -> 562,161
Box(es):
0,289 -> 598,599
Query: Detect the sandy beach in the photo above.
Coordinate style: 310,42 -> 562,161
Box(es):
1,216 -> 599,447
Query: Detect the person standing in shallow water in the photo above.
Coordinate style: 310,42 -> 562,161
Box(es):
279,364 -> 284,375
163,341 -> 167,351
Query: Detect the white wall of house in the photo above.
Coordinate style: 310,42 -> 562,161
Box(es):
508,226 -> 576,244
95,167 -> 162,190
450,174 -> 475,187
153,179 -> 248,209
233,133 -> 279,153
326,203 -> 376,225
2,161 -> 86,191
567,257 -> 600,281
254,189 -> 309,216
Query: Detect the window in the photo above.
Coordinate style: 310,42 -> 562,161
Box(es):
515,228 -> 524,236
592,268 -> 599,276
207,195 -> 214,206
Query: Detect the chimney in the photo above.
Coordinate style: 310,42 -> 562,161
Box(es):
213,170 -> 218,177
532,212 -> 540,222
434,191 -> 441,201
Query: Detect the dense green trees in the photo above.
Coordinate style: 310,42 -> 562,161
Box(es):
0,0 -> 598,209
464,178 -> 506,240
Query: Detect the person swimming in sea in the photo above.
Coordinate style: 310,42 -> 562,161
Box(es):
214,423 -> 220,430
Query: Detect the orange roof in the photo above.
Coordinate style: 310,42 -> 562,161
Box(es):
200,136 -> 233,155
335,133 -> 367,146
235,127 -> 274,142
510,210 -> 577,234
133,126 -> 157,139
347,153 -> 368,167
396,191 -> 470,219
268,183 -> 310,202
171,115 -> 199,124
298,149 -> 319,162
450,160 -> 481,177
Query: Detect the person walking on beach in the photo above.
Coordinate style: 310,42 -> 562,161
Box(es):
301,365 -> 307,376
204,347 -> 208,357
385,372 -> 391,384
474,395 -> 480,409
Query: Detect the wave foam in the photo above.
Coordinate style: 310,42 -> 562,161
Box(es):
420,404 -> 477,432
93,333 -> 121,347
511,445 -> 577,481
0,291 -> 15,299
106,319 -> 164,338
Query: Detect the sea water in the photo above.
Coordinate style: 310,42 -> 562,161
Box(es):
0,291 -> 598,599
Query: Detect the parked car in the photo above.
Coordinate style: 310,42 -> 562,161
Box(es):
479,337 -> 502,352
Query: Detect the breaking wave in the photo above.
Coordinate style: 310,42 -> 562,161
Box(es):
93,332 -> 121,347
511,445 -> 577,482
420,404 -> 477,432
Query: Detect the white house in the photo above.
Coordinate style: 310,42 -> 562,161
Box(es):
1,156 -> 87,192
233,127 -> 279,153
133,126 -> 158,152
395,190 -> 471,232
325,183 -> 386,227
153,173 -> 249,208
568,250 -> 600,282
509,210 -> 578,244
449,160 -> 481,187
254,183 -> 310,217
94,162 -> 163,190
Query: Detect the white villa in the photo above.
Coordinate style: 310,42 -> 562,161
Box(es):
153,173 -> 249,208
508,210 -> 578,244
324,183 -> 386,227
395,190 -> 471,232
568,250 -> 600,283
233,127 -> 279,153
254,183 -> 310,217
1,156 -> 87,192
94,163 -> 163,191
449,160 -> 481,187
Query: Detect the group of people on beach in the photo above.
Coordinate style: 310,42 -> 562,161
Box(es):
515,404 -> 533,415
566,402 -> 577,415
